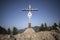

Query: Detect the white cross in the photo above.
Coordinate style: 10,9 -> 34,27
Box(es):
22,5 -> 38,28
22,5 -> 38,27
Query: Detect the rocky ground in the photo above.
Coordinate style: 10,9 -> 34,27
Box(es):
0,28 -> 60,40
14,28 -> 60,40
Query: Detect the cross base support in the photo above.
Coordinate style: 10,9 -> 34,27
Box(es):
28,23 -> 31,28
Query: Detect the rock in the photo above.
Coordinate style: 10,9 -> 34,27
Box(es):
14,28 -> 56,40
1,28 -> 60,40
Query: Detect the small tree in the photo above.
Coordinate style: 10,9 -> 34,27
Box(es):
39,23 -> 49,31
45,23 -> 47,27
13,27 -> 18,35
52,23 -> 58,30
58,22 -> 60,28
39,24 -> 45,31
7,28 -> 11,34
44,23 -> 49,31
0,26 -> 7,34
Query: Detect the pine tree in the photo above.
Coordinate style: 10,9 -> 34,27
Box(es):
7,28 -> 11,34
44,23 -> 49,31
52,23 -> 58,30
58,22 -> 60,28
0,26 -> 7,34
13,27 -> 18,35
39,24 -> 45,31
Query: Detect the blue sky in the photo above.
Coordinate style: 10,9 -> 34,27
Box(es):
0,0 -> 60,29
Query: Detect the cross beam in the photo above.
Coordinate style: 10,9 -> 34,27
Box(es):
22,5 -> 38,11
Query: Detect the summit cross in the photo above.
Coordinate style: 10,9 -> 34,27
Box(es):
22,5 -> 38,28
